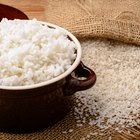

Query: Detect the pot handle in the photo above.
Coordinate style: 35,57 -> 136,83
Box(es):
63,62 -> 96,96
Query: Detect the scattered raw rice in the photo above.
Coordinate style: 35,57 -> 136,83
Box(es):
74,39 -> 140,133
108,136 -> 112,140
89,132 -> 98,135
86,134 -> 90,138
62,131 -> 67,134
68,129 -> 74,133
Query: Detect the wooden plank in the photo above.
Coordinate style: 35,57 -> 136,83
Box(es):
0,0 -> 46,20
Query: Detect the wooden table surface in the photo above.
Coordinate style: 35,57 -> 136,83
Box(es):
0,0 -> 46,21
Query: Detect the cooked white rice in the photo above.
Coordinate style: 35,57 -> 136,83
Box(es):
0,19 -> 77,86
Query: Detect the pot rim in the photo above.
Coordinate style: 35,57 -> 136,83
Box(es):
0,21 -> 82,90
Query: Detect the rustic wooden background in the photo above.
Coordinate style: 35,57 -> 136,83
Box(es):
0,0 -> 46,20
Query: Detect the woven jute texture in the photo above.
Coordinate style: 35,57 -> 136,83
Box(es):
44,0 -> 140,45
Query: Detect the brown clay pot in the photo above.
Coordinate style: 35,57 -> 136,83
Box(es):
0,61 -> 96,133
0,4 -> 96,133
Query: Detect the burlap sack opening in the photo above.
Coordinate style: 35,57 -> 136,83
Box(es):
45,0 -> 140,45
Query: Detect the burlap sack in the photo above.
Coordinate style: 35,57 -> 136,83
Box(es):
44,0 -> 140,45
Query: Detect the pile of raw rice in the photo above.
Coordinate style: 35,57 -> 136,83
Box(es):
0,19 -> 76,86
73,39 -> 140,135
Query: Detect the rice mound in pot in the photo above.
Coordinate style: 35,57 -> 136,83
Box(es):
0,19 -> 77,86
